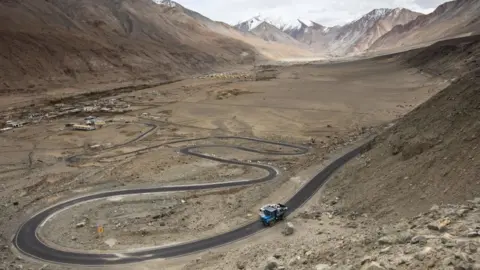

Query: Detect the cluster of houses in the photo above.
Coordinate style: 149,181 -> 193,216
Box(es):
1,115 -> 107,133
81,98 -> 132,114
66,116 -> 106,131
0,120 -> 27,132
0,98 -> 131,134
48,99 -> 132,119
21,98 -> 133,122
194,71 -> 253,80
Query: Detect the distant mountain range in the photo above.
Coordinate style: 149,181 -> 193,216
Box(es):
153,0 -> 480,57
2,0 -> 479,91
234,8 -> 422,55
233,0 -> 480,56
235,16 -> 319,33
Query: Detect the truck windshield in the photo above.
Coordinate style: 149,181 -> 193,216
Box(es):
264,210 -> 274,216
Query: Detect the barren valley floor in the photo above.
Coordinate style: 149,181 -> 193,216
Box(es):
0,58 -> 451,269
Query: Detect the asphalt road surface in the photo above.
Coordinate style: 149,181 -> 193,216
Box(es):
13,136 -> 371,265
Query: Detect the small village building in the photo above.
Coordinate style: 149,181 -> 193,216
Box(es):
83,106 -> 96,112
72,124 -> 95,131
6,121 -> 23,128
94,120 -> 106,126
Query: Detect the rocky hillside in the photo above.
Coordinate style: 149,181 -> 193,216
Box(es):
326,9 -> 420,55
370,0 -> 480,52
0,0 -> 257,92
350,8 -> 422,53
326,34 -> 480,221
211,200 -> 480,270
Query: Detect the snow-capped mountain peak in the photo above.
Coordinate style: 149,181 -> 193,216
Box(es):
235,15 -> 322,32
280,19 -> 313,31
153,0 -> 177,8
343,8 -> 393,28
236,15 -> 264,32
233,7 -> 422,56
366,8 -> 392,20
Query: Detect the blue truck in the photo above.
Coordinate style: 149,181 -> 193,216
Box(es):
259,203 -> 288,226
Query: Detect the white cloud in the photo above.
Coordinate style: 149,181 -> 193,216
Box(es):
173,0 -> 447,26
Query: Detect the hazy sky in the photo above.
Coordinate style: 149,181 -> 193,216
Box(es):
173,0 -> 448,26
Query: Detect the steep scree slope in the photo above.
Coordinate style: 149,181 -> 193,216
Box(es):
370,0 -> 480,52
330,8 -> 421,55
327,35 -> 480,222
351,8 -> 422,53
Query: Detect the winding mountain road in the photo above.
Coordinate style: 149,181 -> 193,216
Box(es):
13,136 -> 372,265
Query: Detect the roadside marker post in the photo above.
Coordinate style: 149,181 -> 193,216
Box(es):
97,225 -> 104,237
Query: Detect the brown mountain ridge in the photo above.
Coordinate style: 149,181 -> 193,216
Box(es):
370,0 -> 480,52
0,0 -> 256,92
